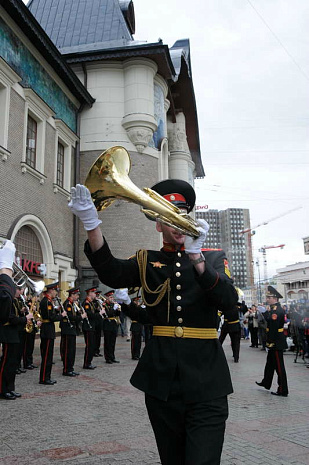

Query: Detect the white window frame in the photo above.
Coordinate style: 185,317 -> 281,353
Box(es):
21,88 -> 54,184
0,58 -> 20,161
53,119 -> 78,197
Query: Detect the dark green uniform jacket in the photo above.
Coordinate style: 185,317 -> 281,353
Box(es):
85,239 -> 238,402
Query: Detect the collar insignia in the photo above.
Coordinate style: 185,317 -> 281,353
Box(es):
150,261 -> 167,268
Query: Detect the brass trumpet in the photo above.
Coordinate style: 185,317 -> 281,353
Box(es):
84,146 -> 200,238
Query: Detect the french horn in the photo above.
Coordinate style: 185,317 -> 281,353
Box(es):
84,146 -> 200,238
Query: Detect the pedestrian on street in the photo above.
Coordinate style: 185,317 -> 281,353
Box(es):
244,305 -> 259,348
68,180 -> 238,465
256,286 -> 289,397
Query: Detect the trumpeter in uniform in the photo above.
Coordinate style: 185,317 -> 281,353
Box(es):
69,180 -> 238,465
61,287 -> 83,376
82,286 -> 97,369
256,285 -> 289,396
39,282 -> 65,385
102,290 -> 121,364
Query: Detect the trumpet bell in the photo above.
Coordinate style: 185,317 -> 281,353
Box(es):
85,146 -> 200,238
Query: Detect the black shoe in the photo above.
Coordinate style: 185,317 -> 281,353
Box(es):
106,360 -> 113,364
25,365 -> 34,370
234,359 -> 239,363
10,391 -> 22,398
83,365 -> 96,369
20,368 -> 26,373
93,353 -> 99,357
132,357 -> 140,360
271,391 -> 288,397
63,372 -> 77,377
39,380 -> 56,385
72,371 -> 80,376
15,368 -> 22,374
255,381 -> 269,390
112,359 -> 120,363
30,364 -> 38,368
0,392 -> 16,400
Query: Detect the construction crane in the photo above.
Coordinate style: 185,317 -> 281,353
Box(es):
239,206 -> 302,235
258,244 -> 285,282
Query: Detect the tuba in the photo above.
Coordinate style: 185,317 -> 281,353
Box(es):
84,146 -> 200,238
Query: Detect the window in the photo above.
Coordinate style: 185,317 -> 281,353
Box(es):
57,142 -> 64,188
26,115 -> 37,168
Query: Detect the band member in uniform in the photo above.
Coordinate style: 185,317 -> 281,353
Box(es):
15,287 -> 27,374
130,296 -> 143,360
93,290 -> 104,357
0,240 -> 33,399
39,282 -> 65,385
82,287 -> 97,369
256,285 -> 289,397
61,287 -> 84,376
102,290 -> 121,364
219,303 -> 242,363
69,180 -> 238,465
22,293 -> 39,370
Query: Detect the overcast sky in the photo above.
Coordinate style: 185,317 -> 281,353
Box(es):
133,0 -> 309,278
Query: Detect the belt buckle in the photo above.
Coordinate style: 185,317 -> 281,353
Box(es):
174,326 -> 184,338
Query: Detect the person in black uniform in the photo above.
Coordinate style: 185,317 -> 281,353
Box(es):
256,285 -> 289,397
61,287 -> 84,376
0,240 -> 33,399
15,287 -> 28,374
102,290 -> 121,364
130,296 -> 144,360
22,293 -> 39,370
219,303 -> 242,363
69,181 -> 238,465
82,286 -> 97,369
93,290 -> 104,357
39,282 -> 65,385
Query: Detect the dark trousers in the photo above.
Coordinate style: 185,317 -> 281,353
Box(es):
23,331 -> 36,367
219,327 -> 241,361
39,338 -> 55,382
83,330 -> 95,367
249,326 -> 258,347
262,349 -> 288,395
145,375 -> 228,465
94,325 -> 102,355
103,329 -> 117,362
61,334 -> 76,374
0,342 -> 19,393
144,324 -> 153,344
131,330 -> 142,359
17,330 -> 26,368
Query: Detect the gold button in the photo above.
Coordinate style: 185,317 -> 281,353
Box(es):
176,272 -> 181,277
176,284 -> 181,290
176,306 -> 182,311
178,318 -> 183,324
177,252 -> 182,257
176,295 -> 181,301
176,262 -> 181,267
174,326 -> 184,337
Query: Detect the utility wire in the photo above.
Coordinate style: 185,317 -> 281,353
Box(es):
246,0 -> 309,82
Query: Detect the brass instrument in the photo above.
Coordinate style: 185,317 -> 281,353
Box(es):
20,293 -> 34,334
84,146 -> 200,238
77,300 -> 92,330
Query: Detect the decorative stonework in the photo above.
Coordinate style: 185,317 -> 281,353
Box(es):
167,113 -> 190,153
122,114 -> 157,153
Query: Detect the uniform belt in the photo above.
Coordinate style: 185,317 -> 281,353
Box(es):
108,317 -> 118,321
1,322 -> 10,326
226,320 -> 239,324
153,326 -> 218,339
41,319 -> 50,323
278,328 -> 283,332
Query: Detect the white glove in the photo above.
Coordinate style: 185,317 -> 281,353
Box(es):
0,240 -> 16,271
68,184 -> 102,231
184,219 -> 209,254
114,288 -> 131,305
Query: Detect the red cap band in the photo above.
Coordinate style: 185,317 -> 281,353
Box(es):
163,193 -> 186,203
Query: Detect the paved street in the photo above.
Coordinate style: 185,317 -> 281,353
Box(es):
0,336 -> 309,465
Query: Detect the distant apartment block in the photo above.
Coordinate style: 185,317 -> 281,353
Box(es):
196,208 -> 254,289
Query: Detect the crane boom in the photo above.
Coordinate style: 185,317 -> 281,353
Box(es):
239,206 -> 302,235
